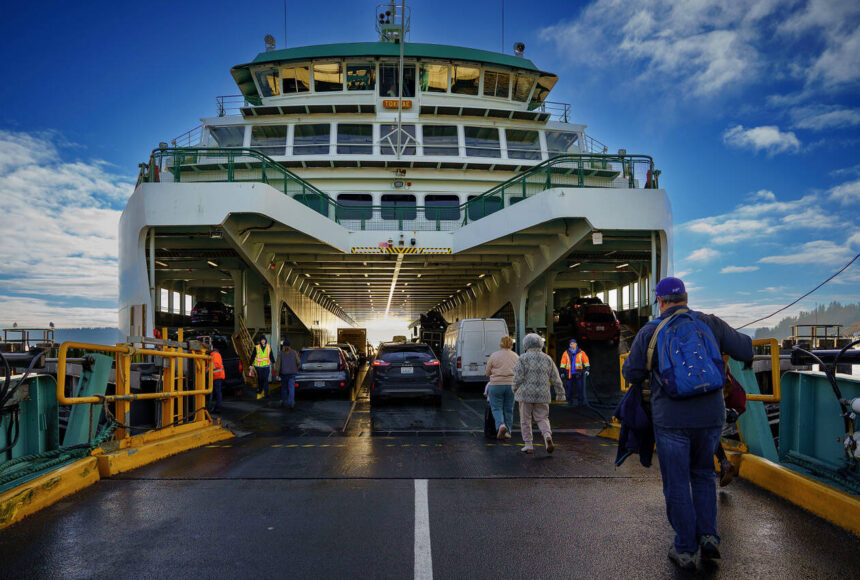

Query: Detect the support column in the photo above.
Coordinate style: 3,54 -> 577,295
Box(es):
231,270 -> 244,334
545,272 -> 557,360
515,289 -> 527,355
269,288 -> 281,350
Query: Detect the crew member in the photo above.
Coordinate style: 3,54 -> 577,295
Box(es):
211,347 -> 225,413
622,277 -> 753,570
560,338 -> 590,406
252,336 -> 275,400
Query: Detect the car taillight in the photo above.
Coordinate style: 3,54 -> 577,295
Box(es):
340,382 -> 345,387
372,360 -> 390,367
424,360 -> 440,366
191,309 -> 197,315
615,321 -> 621,328
238,361 -> 243,372
456,356 -> 461,369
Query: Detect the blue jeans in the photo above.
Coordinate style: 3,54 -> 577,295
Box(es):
565,374 -> 585,405
280,374 -> 296,406
212,378 -> 223,410
654,425 -> 722,553
488,384 -> 514,430
255,366 -> 270,396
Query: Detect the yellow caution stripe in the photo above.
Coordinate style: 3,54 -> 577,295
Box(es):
351,247 -> 452,255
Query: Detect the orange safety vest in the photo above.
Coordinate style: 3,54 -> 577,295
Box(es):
254,344 -> 272,367
560,348 -> 590,379
212,351 -> 225,380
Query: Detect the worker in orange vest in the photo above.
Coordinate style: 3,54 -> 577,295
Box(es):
211,347 -> 226,413
560,338 -> 590,406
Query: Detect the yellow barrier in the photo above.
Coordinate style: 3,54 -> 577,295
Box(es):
745,338 -> 781,402
619,352 -> 629,392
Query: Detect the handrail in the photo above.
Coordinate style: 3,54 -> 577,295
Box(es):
746,338 -> 781,403
143,147 -> 659,230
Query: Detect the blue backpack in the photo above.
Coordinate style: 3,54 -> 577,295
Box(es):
646,308 -> 725,399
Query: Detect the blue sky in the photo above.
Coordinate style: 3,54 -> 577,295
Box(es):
0,0 -> 858,329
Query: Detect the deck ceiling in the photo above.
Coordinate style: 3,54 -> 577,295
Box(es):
150,221 -> 655,323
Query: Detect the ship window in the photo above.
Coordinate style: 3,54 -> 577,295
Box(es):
337,124 -> 373,154
464,127 -> 501,158
209,126 -> 245,147
250,125 -> 288,156
379,63 -> 416,97
346,63 -> 375,91
545,131 -> 579,157
466,195 -> 503,220
505,129 -> 541,160
380,124 -> 416,156
381,194 -> 417,220
254,67 -> 280,97
336,193 -> 373,220
280,65 -> 310,93
529,74 -> 558,107
483,71 -> 510,99
451,65 -> 480,95
424,195 -> 460,221
314,62 -> 343,92
294,124 -> 331,155
422,125 -> 459,156
511,72 -> 536,102
420,63 -> 449,93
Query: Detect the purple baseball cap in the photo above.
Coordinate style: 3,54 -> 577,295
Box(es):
654,277 -> 686,300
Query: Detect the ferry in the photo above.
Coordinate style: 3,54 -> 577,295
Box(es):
1,4 -> 858,576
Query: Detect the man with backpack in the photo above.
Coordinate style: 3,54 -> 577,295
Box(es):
622,277 -> 753,571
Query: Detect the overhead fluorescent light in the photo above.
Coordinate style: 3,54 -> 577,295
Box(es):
569,262 -> 581,269
155,260 -> 168,267
304,273 -> 311,278
207,261 -> 218,268
615,263 -> 629,269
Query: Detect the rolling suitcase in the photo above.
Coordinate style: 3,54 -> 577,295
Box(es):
484,402 -> 496,438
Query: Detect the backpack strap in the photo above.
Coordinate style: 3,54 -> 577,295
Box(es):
642,307 -> 689,402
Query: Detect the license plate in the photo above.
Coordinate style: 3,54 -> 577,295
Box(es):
314,381 -> 325,387
469,363 -> 478,371
596,326 -> 605,331
401,367 -> 413,374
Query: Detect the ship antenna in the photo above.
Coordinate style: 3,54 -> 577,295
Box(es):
501,0 -> 504,53
283,0 -> 287,48
397,0 -> 405,159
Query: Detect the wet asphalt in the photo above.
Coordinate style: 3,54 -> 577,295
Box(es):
1,365 -> 858,578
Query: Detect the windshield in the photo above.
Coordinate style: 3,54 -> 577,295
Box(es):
301,349 -> 341,364
378,348 -> 435,363
584,311 -> 616,323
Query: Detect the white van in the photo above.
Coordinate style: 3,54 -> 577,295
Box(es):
442,318 -> 510,386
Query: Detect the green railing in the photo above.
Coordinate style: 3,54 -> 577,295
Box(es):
139,147 -> 658,231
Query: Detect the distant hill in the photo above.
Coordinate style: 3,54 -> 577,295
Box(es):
54,327 -> 123,346
754,301 -> 860,340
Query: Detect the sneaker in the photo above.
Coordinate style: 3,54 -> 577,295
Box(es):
668,546 -> 698,571
699,535 -> 721,560
545,436 -> 555,454
497,424 -> 508,440
719,461 -> 735,487
521,445 -> 534,454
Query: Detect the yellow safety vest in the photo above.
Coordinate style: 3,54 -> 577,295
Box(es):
254,344 -> 271,367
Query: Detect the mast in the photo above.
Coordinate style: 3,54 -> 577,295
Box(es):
396,0 -> 405,160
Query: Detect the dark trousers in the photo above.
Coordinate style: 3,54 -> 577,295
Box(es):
212,378 -> 223,410
256,366 -> 270,396
565,374 -> 585,405
654,425 -> 722,553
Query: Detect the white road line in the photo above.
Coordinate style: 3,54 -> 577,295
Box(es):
414,479 -> 433,580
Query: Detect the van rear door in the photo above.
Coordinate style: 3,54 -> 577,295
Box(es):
459,321 -> 485,379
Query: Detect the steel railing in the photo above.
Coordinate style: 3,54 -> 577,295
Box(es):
535,101 -> 572,123
216,94 -> 250,117
140,147 -> 658,231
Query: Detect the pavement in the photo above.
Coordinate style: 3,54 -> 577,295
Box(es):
1,366 -> 858,578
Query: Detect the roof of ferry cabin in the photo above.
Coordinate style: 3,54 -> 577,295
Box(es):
231,41 -> 557,105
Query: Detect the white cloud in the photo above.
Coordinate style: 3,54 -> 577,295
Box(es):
686,248 -> 720,263
828,179 -> 860,204
752,189 -> 776,201
758,240 -> 855,265
0,296 -> 117,328
721,265 -> 760,273
791,105 -> 860,131
0,130 -> 133,327
723,125 -> 801,155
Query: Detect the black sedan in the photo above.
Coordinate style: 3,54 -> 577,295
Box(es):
369,343 -> 442,405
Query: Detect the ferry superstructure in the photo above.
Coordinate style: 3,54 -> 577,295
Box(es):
118,5 -> 672,350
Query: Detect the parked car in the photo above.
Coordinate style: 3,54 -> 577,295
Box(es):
190,301 -> 234,327
186,333 -> 244,390
370,342 -> 442,405
294,348 -> 352,396
441,318 -> 509,388
326,342 -> 361,373
574,304 -> 620,344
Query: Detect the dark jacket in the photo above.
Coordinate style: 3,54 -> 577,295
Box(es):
621,304 -> 754,429
277,348 -> 301,375
614,383 -> 654,467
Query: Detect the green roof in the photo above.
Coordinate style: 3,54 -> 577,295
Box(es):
231,42 -> 555,105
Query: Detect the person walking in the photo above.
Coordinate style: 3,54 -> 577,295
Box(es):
277,339 -> 301,409
210,347 -> 225,413
252,336 -> 275,400
485,335 -> 519,440
511,333 -> 566,454
560,338 -> 590,406
622,277 -> 753,570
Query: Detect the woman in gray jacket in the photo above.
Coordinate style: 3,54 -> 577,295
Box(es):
511,333 -> 566,454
